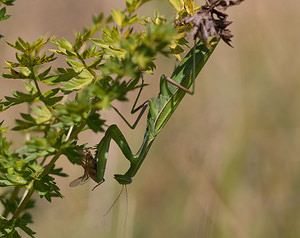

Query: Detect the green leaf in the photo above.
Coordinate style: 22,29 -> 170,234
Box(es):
0,8 -> 10,22
18,214 -> 36,238
183,0 -> 194,15
87,113 -> 105,132
61,69 -> 93,91
0,120 -> 9,133
5,174 -> 27,185
62,143 -> 85,164
58,37 -> 73,51
40,89 -> 63,106
19,67 -> 31,77
168,0 -> 183,12
31,105 -> 52,124
49,167 -> 68,177
3,90 -> 37,108
49,68 -> 81,84
111,9 -> 125,27
13,119 -> 36,131
35,175 -> 62,202
0,179 -> 14,186
6,40 -> 26,52
37,67 -> 51,79
0,6 -> 6,16
23,151 -> 50,162
20,113 -> 35,122
88,56 -> 103,69
23,81 -> 38,94
18,37 -> 30,50
66,59 -> 84,71
126,0 -> 150,14
40,87 -> 59,102
0,0 -> 16,6
81,45 -> 103,60
52,37 -> 75,56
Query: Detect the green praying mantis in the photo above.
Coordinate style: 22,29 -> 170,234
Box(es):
70,38 -> 218,190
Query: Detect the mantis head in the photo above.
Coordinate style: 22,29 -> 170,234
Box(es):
114,174 -> 132,184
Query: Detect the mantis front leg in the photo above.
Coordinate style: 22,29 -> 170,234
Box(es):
95,124 -> 154,185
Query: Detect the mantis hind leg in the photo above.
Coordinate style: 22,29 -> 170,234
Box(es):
162,40 -> 196,95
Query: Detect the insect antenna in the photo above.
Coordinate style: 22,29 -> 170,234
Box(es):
103,185 -> 125,216
124,185 -> 128,227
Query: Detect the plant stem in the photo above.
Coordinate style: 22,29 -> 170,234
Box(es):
76,52 -> 98,81
2,187 -> 21,218
30,66 -> 53,113
11,184 -> 34,220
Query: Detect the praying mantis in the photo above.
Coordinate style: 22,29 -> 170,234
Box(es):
70,38 -> 218,189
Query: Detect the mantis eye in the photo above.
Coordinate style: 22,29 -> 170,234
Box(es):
114,174 -> 132,184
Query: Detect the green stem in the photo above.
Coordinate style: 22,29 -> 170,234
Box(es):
30,65 -> 53,113
29,65 -> 42,97
2,187 -> 21,218
76,52 -> 97,81
11,184 -> 34,220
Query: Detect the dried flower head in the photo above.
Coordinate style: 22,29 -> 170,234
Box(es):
178,0 -> 244,47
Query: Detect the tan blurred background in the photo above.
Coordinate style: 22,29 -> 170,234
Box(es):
1,0 -> 300,237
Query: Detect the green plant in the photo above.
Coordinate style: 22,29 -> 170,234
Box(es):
0,0 -> 15,39
0,0 -> 244,236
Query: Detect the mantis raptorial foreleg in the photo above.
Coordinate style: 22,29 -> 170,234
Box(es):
95,124 -> 154,185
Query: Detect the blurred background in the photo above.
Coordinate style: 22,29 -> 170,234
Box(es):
1,0 -> 300,237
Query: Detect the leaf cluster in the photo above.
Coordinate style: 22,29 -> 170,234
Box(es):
0,0 -> 210,236
0,0 -> 15,39
1,213 -> 35,238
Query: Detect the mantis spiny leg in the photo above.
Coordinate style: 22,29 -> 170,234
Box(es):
95,124 -> 153,185
162,40 -> 197,95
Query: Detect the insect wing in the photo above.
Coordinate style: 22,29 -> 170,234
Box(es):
69,174 -> 90,187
